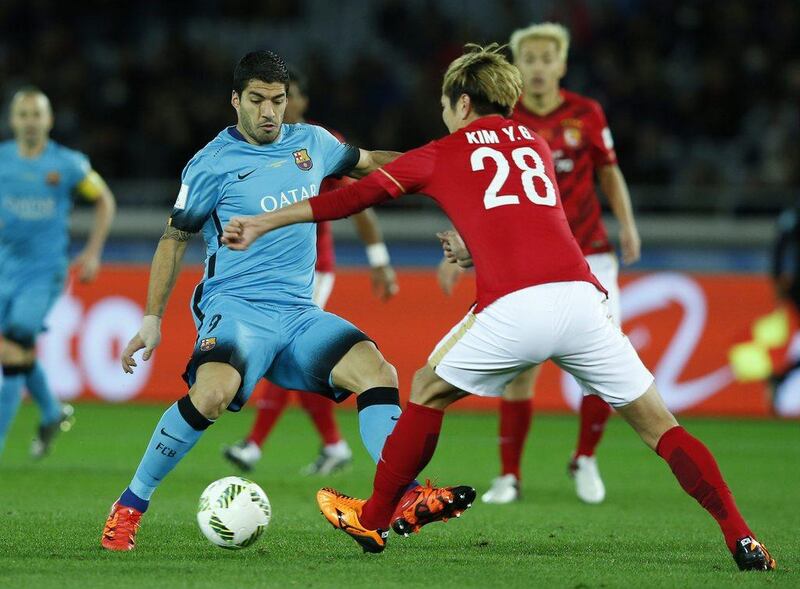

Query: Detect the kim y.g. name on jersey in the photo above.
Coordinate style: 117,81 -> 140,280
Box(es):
465,124 -> 537,145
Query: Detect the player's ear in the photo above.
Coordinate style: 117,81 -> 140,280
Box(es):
460,94 -> 472,120
231,91 -> 240,111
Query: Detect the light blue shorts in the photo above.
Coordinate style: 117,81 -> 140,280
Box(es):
182,293 -> 369,411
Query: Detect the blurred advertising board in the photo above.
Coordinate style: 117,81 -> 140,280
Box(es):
37,267 -> 795,417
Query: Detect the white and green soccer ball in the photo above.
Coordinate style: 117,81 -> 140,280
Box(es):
197,476 -> 272,549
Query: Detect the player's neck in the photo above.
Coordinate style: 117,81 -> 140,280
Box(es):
16,138 -> 47,158
521,88 -> 563,116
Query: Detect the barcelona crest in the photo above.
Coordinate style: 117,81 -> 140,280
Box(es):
293,148 -> 313,171
199,337 -> 216,352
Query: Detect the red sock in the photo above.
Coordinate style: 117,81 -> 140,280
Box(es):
360,403 -> 444,530
298,392 -> 341,446
499,399 -> 532,479
657,426 -> 753,553
247,382 -> 290,447
574,394 -> 612,458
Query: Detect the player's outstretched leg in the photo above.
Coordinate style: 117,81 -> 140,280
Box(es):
618,384 -> 776,571
26,361 -> 74,459
298,392 -> 352,475
318,364 -> 474,552
223,381 -> 290,472
101,363 -> 240,551
568,393 -> 611,504
483,367 -> 537,504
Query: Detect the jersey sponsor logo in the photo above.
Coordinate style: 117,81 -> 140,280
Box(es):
200,337 -> 216,351
46,170 -> 61,186
563,127 -> 582,148
174,184 -> 189,210
293,148 -> 313,171
1,195 -> 56,220
260,183 -> 318,212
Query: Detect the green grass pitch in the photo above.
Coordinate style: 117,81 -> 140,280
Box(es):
0,403 -> 797,588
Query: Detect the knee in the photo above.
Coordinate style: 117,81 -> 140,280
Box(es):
375,359 -> 398,388
189,385 -> 233,420
1,338 -> 36,367
351,357 -> 398,392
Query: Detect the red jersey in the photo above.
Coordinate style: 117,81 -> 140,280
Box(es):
311,115 -> 604,312
314,125 -> 354,273
512,90 -> 617,255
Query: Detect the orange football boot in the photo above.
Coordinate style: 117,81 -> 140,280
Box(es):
101,502 -> 143,551
391,480 -> 476,536
316,488 -> 388,553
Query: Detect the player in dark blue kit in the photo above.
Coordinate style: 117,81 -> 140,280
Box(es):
101,51 -> 458,551
0,88 -> 116,459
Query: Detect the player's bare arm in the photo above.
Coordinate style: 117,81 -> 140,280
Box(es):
121,222 -> 192,373
598,164 -> 640,265
347,149 -> 402,179
351,208 -> 398,300
72,171 -> 116,283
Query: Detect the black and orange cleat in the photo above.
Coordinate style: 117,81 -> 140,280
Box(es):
101,502 -> 143,551
391,480 -> 476,536
733,536 -> 776,571
317,488 -> 388,553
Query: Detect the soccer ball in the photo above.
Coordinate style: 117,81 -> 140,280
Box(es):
197,476 -> 272,549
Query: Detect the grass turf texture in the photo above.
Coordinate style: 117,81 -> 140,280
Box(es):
0,403 -> 796,589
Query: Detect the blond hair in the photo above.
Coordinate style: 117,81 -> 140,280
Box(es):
442,44 -> 522,116
509,22 -> 570,63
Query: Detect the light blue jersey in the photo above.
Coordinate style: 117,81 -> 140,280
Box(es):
175,124 -> 365,409
170,124 -> 359,308
0,140 -> 92,279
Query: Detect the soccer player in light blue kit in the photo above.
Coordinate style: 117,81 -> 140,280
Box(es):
0,88 -> 116,459
103,51 -> 457,551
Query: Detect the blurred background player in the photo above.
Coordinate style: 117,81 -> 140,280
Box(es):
439,23 -> 641,505
223,68 -> 399,474
0,87 -> 116,459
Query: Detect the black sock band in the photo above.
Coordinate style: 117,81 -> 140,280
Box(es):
177,394 -> 213,431
2,364 -> 34,376
356,387 -> 400,411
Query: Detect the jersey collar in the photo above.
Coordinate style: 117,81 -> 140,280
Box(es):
227,125 -> 284,147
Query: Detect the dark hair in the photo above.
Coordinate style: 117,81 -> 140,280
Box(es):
287,67 -> 308,96
233,50 -> 290,95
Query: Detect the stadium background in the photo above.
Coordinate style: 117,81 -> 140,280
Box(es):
2,0 -> 799,417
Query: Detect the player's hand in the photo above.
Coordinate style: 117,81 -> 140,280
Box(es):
437,257 -> 464,295
619,224 -> 641,265
72,248 -> 101,283
371,265 -> 399,301
222,216 -> 268,251
437,230 -> 473,268
122,315 -> 161,374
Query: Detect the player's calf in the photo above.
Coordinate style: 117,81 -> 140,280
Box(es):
618,384 -> 775,571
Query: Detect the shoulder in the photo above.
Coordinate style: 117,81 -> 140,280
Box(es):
50,141 -> 91,173
184,131 -> 235,176
288,123 -> 343,146
564,91 -> 606,121
306,120 -> 346,142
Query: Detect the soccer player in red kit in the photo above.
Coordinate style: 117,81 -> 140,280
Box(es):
438,22 -> 640,505
221,45 -> 775,571
222,69 -> 399,475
